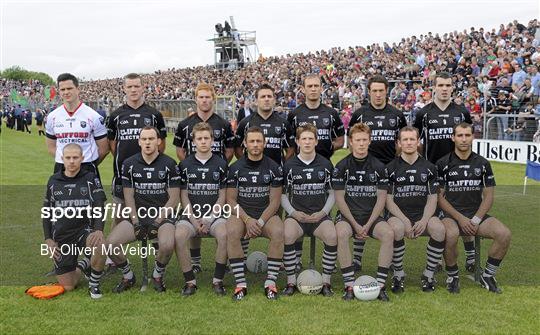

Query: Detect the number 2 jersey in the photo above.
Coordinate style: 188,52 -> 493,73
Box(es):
386,155 -> 439,222
436,151 -> 496,218
283,154 -> 334,214
332,153 -> 388,223
227,155 -> 283,219
42,169 -> 106,242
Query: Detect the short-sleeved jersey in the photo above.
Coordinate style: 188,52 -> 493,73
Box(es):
283,154 -> 334,214
386,156 -> 439,221
348,104 -> 407,164
413,102 -> 472,163
121,153 -> 180,213
436,152 -> 496,217
287,103 -> 345,159
173,113 -> 234,160
332,154 -> 388,220
178,154 -> 228,207
235,112 -> 294,165
106,103 -> 166,179
43,169 -> 106,242
227,155 -> 283,219
45,103 -> 108,163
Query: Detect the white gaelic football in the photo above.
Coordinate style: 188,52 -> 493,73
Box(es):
297,269 -> 323,295
353,275 -> 381,301
246,251 -> 268,273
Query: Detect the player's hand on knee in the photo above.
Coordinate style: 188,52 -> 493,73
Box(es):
87,230 -> 104,248
245,218 -> 261,238
356,225 -> 369,240
309,211 -> 326,222
198,222 -> 210,236
412,220 -> 427,238
458,217 -> 476,236
403,219 -> 414,238
291,211 -> 305,222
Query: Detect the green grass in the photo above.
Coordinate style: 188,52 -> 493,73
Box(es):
1,126 -> 539,334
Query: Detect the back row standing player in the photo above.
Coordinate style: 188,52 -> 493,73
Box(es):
105,72 -> 167,272
173,83 -> 235,273
287,74 -> 345,269
348,75 -> 407,272
413,72 -> 475,272
45,73 -> 109,176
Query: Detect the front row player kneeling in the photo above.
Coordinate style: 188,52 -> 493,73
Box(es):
174,122 -> 229,296
437,123 -> 511,294
386,126 -> 446,292
226,126 -> 284,300
105,126 -> 180,293
281,124 -> 337,297
42,143 -> 107,299
333,123 -> 394,301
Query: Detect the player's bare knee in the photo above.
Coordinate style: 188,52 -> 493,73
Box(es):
336,225 -> 351,242
496,225 -> 512,245
380,226 -> 394,243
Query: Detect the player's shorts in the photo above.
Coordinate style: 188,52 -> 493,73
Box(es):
440,212 -> 492,236
175,216 -> 227,238
54,229 -> 91,276
286,215 -> 332,237
334,213 -> 385,239
53,160 -> 101,180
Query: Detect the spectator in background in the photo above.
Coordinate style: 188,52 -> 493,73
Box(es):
35,109 -> 45,136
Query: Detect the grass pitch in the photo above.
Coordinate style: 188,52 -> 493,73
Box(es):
1,125 -> 539,334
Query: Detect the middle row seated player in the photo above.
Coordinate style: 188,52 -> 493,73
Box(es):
106,126 -> 180,293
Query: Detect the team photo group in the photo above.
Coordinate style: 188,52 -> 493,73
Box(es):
41,70 -> 512,302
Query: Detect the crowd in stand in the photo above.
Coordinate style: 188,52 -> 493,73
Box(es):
2,19 -> 540,140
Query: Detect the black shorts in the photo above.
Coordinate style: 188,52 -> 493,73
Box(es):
335,213 -> 384,239
54,229 -> 91,275
286,215 -> 332,237
36,120 -> 43,126
440,212 -> 492,236
54,161 -> 101,181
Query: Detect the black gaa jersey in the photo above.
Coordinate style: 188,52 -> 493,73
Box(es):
235,112 -> 294,164
283,154 -> 333,214
348,104 -> 407,164
106,103 -> 166,196
121,153 -> 180,212
437,152 -> 496,217
413,102 -> 472,163
227,156 -> 283,219
179,154 -> 228,207
387,156 -> 439,222
173,113 -> 234,160
287,103 -> 345,159
332,154 -> 388,221
43,169 -> 106,242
